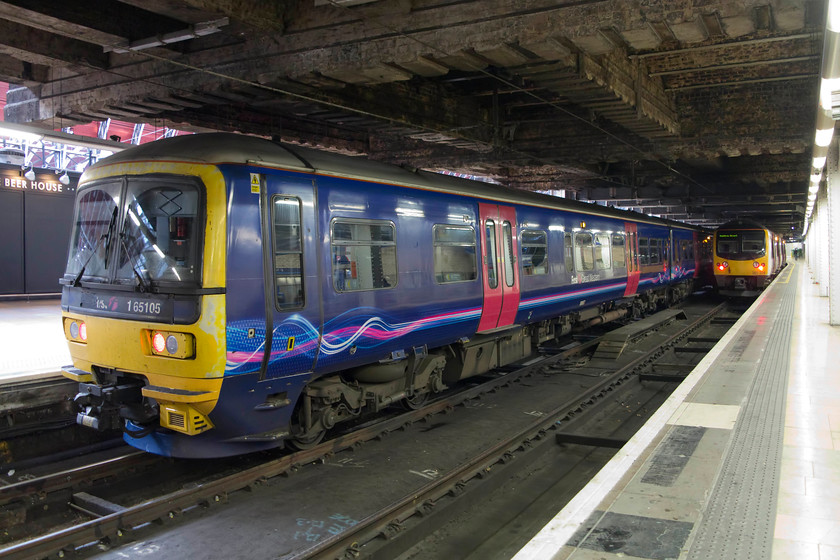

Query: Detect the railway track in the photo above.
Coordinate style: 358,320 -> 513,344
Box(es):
296,301 -> 735,559
0,299 -> 736,560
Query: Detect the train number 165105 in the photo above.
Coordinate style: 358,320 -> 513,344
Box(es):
127,300 -> 162,315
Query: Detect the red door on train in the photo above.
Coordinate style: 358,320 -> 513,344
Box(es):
624,222 -> 640,296
477,203 -> 520,332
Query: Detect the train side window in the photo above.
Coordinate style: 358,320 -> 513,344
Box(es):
272,196 -> 304,310
484,220 -> 498,289
331,219 -> 397,292
574,232 -> 595,271
564,232 -> 573,273
639,237 -> 649,265
503,222 -> 515,287
521,229 -> 548,276
433,224 -> 477,284
611,234 -> 625,270
680,240 -> 689,261
649,238 -> 661,265
626,232 -> 637,271
595,233 -> 611,269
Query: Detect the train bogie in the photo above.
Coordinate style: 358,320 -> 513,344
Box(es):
60,133 -> 713,458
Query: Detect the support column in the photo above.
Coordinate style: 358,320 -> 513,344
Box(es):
829,140 -> 840,324
819,194 -> 830,297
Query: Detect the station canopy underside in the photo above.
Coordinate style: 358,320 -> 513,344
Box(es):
0,0 -> 823,238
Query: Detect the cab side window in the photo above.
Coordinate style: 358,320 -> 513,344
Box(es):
272,196 -> 304,310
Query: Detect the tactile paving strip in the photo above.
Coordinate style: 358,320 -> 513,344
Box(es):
687,279 -> 796,559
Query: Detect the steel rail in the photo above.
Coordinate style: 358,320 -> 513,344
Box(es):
294,301 -> 728,559
0,338 -> 595,559
0,451 -> 152,508
0,303 -> 724,560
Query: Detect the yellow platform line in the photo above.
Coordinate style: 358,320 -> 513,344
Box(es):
778,261 -> 795,284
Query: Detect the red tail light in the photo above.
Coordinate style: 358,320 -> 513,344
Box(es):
152,332 -> 166,353
69,320 -> 87,342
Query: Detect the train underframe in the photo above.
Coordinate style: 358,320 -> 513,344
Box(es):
288,280 -> 692,447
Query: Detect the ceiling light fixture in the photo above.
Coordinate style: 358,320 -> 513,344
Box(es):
804,0 -> 840,233
105,18 -> 229,53
815,127 -> 834,147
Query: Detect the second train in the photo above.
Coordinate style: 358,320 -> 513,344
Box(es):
713,219 -> 786,297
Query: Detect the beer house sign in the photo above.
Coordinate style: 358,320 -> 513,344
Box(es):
0,170 -> 75,194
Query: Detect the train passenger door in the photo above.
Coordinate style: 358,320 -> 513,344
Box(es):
624,222 -> 640,296
478,203 -> 520,332
261,174 -> 320,379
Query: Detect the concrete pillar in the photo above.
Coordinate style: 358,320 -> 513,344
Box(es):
819,193 -> 831,297
829,139 -> 840,324
808,209 -> 818,280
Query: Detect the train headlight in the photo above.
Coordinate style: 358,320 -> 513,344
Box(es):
148,330 -> 194,359
717,262 -> 728,271
65,319 -> 88,343
152,332 -> 166,353
753,261 -> 759,268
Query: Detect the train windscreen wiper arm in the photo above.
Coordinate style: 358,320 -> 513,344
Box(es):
118,233 -> 152,293
72,207 -> 118,287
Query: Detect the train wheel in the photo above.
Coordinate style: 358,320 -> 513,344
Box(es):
402,391 -> 429,410
288,399 -> 327,450
289,427 -> 326,450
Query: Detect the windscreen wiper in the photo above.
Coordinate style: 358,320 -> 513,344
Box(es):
72,207 -> 117,287
119,230 -> 152,293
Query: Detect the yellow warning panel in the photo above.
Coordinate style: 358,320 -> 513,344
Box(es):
250,173 -> 260,194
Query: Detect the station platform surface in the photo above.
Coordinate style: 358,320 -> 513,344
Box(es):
0,298 -> 69,383
514,260 -> 839,560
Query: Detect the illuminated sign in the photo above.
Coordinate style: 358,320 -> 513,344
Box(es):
0,170 -> 75,195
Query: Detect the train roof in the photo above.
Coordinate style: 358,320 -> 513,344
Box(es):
89,132 -> 705,232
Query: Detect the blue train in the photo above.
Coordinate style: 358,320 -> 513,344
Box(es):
60,133 -> 711,457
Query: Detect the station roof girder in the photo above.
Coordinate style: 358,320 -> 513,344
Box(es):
0,0 -> 822,237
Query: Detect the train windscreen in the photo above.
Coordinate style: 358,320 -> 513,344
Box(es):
715,230 -> 766,259
65,178 -> 203,289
